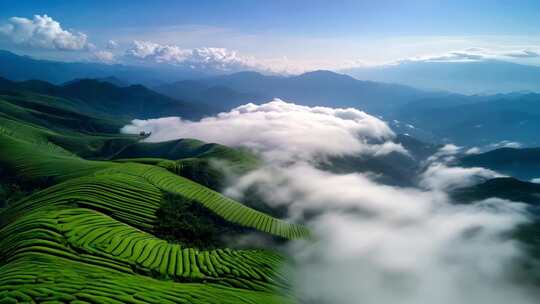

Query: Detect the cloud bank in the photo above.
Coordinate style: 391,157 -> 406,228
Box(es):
122,99 -> 406,162
505,50 -> 540,58
222,143 -> 533,304
399,47 -> 540,65
420,163 -> 500,191
466,140 -> 523,155
123,100 -> 536,303
0,14 -> 90,51
423,51 -> 486,62
93,50 -> 115,63
125,40 -> 258,72
420,144 -> 501,191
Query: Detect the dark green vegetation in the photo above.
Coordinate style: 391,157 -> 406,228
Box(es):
459,148 -> 540,181
114,138 -> 258,169
0,88 -> 308,303
0,76 -> 209,120
155,194 -> 255,248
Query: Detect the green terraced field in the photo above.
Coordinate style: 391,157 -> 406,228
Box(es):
0,92 -> 308,303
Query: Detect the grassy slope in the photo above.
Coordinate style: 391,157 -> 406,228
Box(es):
113,138 -> 259,166
0,91 -> 308,303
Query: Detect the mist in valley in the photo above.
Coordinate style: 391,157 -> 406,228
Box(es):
124,99 -> 540,304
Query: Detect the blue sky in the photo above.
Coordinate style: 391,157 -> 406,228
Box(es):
1,0 -> 540,72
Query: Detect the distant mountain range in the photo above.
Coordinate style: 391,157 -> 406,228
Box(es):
451,177 -> 540,205
2,49 -> 440,116
1,49 -> 540,147
343,60 -> 540,94
64,76 -> 129,88
0,49 -> 209,86
459,147 -> 540,181
155,70 -> 540,147
155,79 -> 262,114
155,70 -> 438,114
394,93 -> 540,146
0,77 -> 207,119
5,47 -> 540,96
450,147 -> 540,207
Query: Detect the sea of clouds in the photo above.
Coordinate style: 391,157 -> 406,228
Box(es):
123,99 -> 538,304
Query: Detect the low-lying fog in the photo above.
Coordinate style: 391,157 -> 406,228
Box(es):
123,99 -> 539,304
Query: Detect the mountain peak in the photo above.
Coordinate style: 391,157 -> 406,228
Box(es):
299,70 -> 340,76
229,71 -> 264,77
295,70 -> 356,82
0,49 -> 17,57
96,76 -> 129,87
218,71 -> 275,81
63,78 -> 117,88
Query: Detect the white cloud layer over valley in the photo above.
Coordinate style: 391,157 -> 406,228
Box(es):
122,100 -> 537,304
122,99 -> 406,162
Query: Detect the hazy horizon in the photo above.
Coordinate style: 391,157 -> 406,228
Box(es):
1,1 -> 540,75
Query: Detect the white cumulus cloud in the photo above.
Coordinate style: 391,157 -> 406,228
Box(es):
122,99 -> 406,162
125,40 -> 257,72
106,39 -> 118,50
0,14 -> 90,51
93,50 -> 115,63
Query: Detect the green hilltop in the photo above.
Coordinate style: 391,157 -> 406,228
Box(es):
0,83 -> 308,303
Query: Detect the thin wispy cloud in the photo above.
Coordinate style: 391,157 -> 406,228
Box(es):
387,46 -> 540,66
504,49 -> 540,58
420,51 -> 486,62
